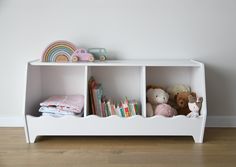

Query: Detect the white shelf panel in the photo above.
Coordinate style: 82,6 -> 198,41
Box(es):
29,59 -> 202,67
26,115 -> 204,143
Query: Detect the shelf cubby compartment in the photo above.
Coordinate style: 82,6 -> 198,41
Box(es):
24,62 -> 86,143
146,65 -> 206,117
87,66 -> 145,117
145,64 -> 207,143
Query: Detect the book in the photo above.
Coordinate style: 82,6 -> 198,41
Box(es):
101,101 -> 105,117
105,103 -> 109,116
88,77 -> 97,115
92,87 -> 100,116
119,102 -> 125,117
115,105 -> 122,117
110,103 -> 116,115
128,103 -> 135,116
107,100 -> 112,116
122,101 -> 131,117
96,84 -> 103,117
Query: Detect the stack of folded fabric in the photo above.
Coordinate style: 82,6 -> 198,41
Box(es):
39,95 -> 84,117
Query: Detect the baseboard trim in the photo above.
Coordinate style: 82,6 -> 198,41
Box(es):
206,116 -> 236,127
0,116 -> 236,127
0,116 -> 24,127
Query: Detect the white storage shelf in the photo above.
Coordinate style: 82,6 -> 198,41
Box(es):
24,60 -> 207,143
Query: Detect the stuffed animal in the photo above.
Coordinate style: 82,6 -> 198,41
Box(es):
146,85 -> 163,91
146,103 -> 154,117
175,92 -> 196,115
146,88 -> 177,117
155,103 -> 177,117
187,95 -> 203,118
146,88 -> 168,117
167,84 -> 190,100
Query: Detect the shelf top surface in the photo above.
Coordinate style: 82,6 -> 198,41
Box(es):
29,59 -> 202,67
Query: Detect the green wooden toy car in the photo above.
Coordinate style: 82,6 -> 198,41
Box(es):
88,48 -> 107,61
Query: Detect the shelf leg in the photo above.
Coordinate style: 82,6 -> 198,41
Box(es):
28,135 -> 37,143
192,134 -> 203,143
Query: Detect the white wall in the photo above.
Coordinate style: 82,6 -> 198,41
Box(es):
0,0 -> 236,118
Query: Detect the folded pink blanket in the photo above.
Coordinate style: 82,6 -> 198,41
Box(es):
40,95 -> 84,113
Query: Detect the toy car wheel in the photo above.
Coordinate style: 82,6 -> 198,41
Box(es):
72,56 -> 79,62
99,55 -> 106,61
88,55 -> 95,62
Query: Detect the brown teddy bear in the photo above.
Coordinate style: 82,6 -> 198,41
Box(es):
175,92 -> 196,115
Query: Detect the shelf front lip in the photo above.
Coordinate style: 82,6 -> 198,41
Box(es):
29,59 -> 201,67
26,114 -> 204,135
26,114 -> 204,119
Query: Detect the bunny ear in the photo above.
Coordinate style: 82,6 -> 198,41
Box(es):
188,95 -> 196,102
198,97 -> 203,102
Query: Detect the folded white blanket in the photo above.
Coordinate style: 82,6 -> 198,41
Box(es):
41,112 -> 83,118
39,106 -> 83,117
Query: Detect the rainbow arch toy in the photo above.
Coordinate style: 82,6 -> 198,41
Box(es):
42,40 -> 77,62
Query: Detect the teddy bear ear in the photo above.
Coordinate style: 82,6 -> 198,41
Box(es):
174,93 -> 179,101
190,92 -> 196,97
146,85 -> 153,91
147,88 -> 154,97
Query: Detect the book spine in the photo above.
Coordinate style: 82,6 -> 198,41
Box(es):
89,78 -> 96,115
97,85 -> 103,117
119,107 -> 125,117
92,88 -> 100,116
123,103 -> 130,117
111,104 -> 116,115
128,103 -> 136,116
135,102 -> 139,115
105,103 -> 110,116
101,101 -> 105,117
115,106 -> 121,117
107,101 -> 112,116
131,100 -> 139,115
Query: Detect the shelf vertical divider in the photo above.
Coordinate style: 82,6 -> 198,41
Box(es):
199,62 -> 207,143
83,65 -> 88,117
141,66 -> 146,117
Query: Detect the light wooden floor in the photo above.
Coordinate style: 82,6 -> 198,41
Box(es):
0,128 -> 236,167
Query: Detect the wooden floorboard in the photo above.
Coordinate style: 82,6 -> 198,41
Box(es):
0,128 -> 236,167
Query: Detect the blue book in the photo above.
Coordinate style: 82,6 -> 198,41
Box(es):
96,84 -> 103,117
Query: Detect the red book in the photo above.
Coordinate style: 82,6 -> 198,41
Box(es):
88,77 -> 97,115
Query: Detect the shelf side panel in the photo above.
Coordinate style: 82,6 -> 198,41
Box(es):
190,64 -> 207,142
141,66 -> 146,117
83,66 -> 88,117
24,64 -> 42,143
25,65 -> 42,116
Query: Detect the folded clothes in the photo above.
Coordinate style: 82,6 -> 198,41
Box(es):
40,95 -> 84,113
39,107 -> 83,117
39,106 -> 78,115
41,112 -> 83,118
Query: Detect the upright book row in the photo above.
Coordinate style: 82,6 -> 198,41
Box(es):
88,77 -> 140,117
